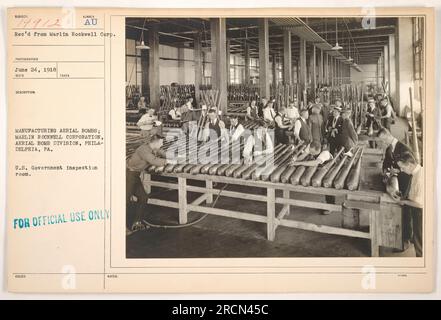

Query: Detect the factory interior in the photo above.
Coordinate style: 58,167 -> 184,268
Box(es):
125,17 -> 424,258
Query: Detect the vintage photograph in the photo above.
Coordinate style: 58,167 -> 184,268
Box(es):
124,16 -> 425,259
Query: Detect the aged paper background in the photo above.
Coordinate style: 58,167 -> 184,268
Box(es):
2,3 -> 438,295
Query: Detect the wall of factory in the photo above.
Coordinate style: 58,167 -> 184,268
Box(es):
159,45 -> 195,85
126,39 -> 197,86
349,64 -> 378,84
126,38 -> 258,87
397,17 -> 421,116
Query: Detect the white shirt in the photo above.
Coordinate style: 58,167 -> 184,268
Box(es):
137,114 -> 157,131
316,150 -> 333,164
263,107 -> 276,122
274,113 -> 285,127
229,123 -> 245,142
285,107 -> 300,121
168,108 -> 181,120
331,115 -> 340,127
408,164 -> 423,208
391,138 -> 398,152
384,104 -> 393,118
294,117 -> 307,137
243,132 -> 274,160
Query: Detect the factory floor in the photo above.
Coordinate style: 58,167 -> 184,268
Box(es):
126,117 -> 416,258
127,186 -> 369,258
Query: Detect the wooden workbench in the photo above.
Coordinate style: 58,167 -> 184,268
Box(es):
140,148 -> 403,257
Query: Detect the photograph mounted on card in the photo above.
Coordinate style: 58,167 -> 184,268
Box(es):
6,7 -> 435,293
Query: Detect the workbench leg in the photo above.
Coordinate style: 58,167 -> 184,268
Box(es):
370,210 -> 380,257
283,189 -> 290,217
142,172 -> 151,194
178,177 -> 187,224
206,180 -> 213,204
267,188 -> 276,241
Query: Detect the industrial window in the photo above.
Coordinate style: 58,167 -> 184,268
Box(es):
125,39 -> 142,88
413,17 -> 424,81
230,54 -> 244,84
249,58 -> 259,84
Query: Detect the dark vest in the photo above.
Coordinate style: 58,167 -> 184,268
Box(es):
274,113 -> 290,145
209,119 -> 221,138
250,106 -> 259,118
229,123 -> 244,158
298,118 -> 312,144
257,102 -> 265,117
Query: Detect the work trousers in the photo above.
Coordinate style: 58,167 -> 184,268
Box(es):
405,206 -> 423,257
328,137 -> 339,155
381,118 -> 392,131
126,169 -> 149,228
275,128 -> 290,145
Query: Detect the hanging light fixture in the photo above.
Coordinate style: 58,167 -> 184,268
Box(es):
136,40 -> 150,50
347,37 -> 353,62
332,18 -> 342,50
352,54 -> 358,67
136,18 -> 150,50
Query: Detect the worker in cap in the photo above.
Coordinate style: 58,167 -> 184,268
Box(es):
379,95 -> 395,130
366,96 -> 382,147
126,134 -> 176,232
326,105 -> 343,155
228,114 -> 245,143
203,108 -> 227,143
137,107 -> 159,139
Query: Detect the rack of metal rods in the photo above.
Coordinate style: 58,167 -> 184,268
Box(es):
227,102 -> 249,115
270,83 -> 298,111
228,84 -> 260,102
